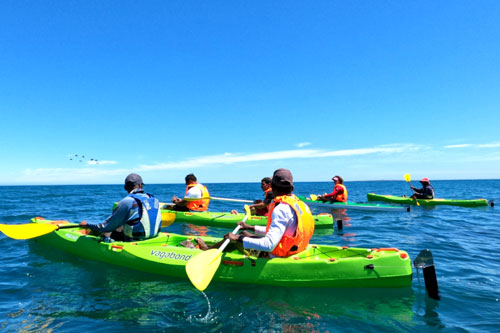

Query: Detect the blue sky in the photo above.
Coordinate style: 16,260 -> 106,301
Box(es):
1,1 -> 499,185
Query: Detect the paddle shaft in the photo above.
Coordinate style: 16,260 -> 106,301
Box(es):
404,177 -> 420,206
58,224 -> 80,229
218,225 -> 241,253
184,204 -> 251,291
405,180 -> 415,193
180,196 -> 253,203
217,206 -> 252,253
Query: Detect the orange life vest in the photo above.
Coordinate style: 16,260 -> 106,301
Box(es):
334,184 -> 348,202
266,194 -> 315,257
184,183 -> 210,211
255,187 -> 273,216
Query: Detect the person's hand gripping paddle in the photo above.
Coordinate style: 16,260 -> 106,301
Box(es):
186,205 -> 251,291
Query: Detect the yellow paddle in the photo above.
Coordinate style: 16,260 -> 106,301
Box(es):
160,211 -> 176,227
1,210 -> 175,240
0,223 -> 78,240
186,205 -> 251,291
404,173 -> 420,206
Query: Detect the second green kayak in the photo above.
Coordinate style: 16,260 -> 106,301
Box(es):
297,196 -> 410,212
367,193 -> 492,207
161,207 -> 335,229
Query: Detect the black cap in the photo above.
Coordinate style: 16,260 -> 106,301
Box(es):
271,168 -> 293,187
124,173 -> 143,192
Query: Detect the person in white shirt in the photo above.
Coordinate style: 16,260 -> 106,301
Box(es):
226,168 -> 314,258
171,173 -> 210,211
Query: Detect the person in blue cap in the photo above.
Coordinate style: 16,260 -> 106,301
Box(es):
80,173 -> 162,242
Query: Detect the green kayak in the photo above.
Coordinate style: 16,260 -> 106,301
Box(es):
367,193 -> 492,207
297,196 -> 410,212
161,208 -> 334,229
114,202 -> 334,229
28,217 -> 413,288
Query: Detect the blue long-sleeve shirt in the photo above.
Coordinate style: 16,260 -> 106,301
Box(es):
86,189 -> 145,233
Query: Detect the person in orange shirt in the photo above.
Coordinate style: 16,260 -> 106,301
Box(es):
171,173 -> 210,211
318,175 -> 348,202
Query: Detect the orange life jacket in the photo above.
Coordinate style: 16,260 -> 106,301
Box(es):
263,187 -> 272,196
184,183 -> 210,211
255,187 -> 273,216
266,194 -> 315,257
334,184 -> 348,202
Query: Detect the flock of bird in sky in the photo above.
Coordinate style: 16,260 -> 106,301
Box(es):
68,154 -> 99,164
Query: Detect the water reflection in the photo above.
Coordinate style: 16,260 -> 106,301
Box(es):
182,223 -> 209,236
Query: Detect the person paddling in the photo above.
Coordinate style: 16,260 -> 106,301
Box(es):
224,168 -> 315,258
317,175 -> 348,202
80,174 -> 162,242
231,177 -> 275,216
170,173 -> 210,212
410,177 -> 435,199
250,177 -> 274,216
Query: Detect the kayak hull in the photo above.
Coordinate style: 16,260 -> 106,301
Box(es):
163,209 -> 334,229
29,217 -> 413,288
367,193 -> 490,207
297,196 -> 409,212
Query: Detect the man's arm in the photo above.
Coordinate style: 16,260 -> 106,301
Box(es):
411,186 -> 423,194
83,198 -> 133,232
324,185 -> 342,199
240,207 -> 290,252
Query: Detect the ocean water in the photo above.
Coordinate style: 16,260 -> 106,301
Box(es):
0,180 -> 499,332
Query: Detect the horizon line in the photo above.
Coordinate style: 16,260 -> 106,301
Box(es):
1,177 -> 499,187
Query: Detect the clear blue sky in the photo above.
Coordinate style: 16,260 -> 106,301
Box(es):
1,1 -> 499,185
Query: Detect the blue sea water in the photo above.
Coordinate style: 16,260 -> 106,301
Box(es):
0,180 -> 499,332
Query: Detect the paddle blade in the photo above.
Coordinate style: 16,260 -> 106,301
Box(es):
186,249 -> 223,291
0,223 -> 58,240
404,174 -> 411,183
310,194 -> 318,201
161,212 -> 176,228
243,204 -> 251,220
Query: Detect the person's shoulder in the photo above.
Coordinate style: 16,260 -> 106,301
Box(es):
120,195 -> 135,202
117,195 -> 136,208
273,202 -> 294,215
